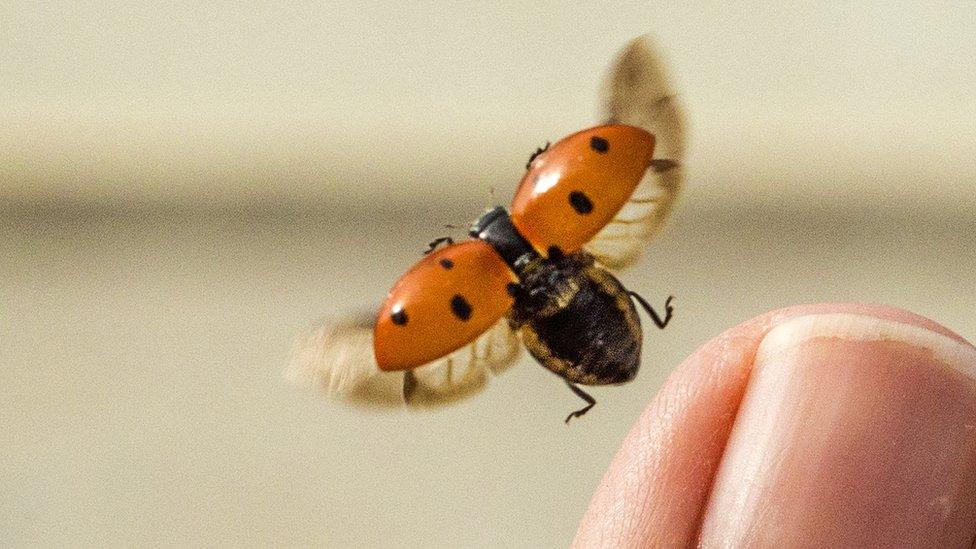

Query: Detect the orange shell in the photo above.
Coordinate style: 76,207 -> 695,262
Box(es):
374,240 -> 517,371
510,124 -> 655,255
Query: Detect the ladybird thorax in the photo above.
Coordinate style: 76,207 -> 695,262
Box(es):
506,250 -> 594,326
469,206 -> 539,273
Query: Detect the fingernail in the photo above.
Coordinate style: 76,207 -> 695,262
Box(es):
699,313 -> 976,547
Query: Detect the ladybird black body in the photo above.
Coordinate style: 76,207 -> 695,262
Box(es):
510,252 -> 642,387
472,205 -> 644,386
470,205 -> 669,421
517,258 -> 649,421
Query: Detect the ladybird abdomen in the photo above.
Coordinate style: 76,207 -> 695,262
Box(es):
514,263 -> 642,386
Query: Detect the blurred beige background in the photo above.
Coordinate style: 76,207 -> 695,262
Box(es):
2,2 -> 975,547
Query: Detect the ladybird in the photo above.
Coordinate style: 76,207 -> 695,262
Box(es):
289,36 -> 685,422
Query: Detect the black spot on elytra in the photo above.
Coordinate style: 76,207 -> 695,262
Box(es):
590,136 -> 609,153
506,282 -> 519,297
390,308 -> 408,326
450,294 -> 472,321
439,258 -> 454,269
568,191 -> 594,214
547,246 -> 565,260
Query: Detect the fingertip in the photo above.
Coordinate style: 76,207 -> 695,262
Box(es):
574,303 -> 976,548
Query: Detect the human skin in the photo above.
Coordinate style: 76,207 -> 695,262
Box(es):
573,303 -> 976,548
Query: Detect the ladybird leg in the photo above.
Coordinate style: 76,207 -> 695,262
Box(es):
564,380 -> 597,424
423,236 -> 454,255
650,158 -> 680,173
525,141 -> 550,170
628,291 -> 674,329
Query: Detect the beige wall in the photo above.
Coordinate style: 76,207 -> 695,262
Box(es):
2,3 -> 975,547
3,2 -> 974,210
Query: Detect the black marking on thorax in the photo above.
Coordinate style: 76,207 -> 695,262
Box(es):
470,206 -> 538,273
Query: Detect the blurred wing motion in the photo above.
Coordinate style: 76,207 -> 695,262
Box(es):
586,35 -> 686,270
287,313 -> 521,408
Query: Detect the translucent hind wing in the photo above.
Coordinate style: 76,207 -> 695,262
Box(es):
287,314 -> 521,409
586,36 -> 686,270
403,319 -> 521,408
287,314 -> 404,407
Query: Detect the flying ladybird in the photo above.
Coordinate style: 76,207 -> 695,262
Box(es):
289,36 -> 685,422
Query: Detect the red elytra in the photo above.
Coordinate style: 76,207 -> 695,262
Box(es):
373,240 -> 517,370
374,124 -> 655,371
512,125 -> 655,256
